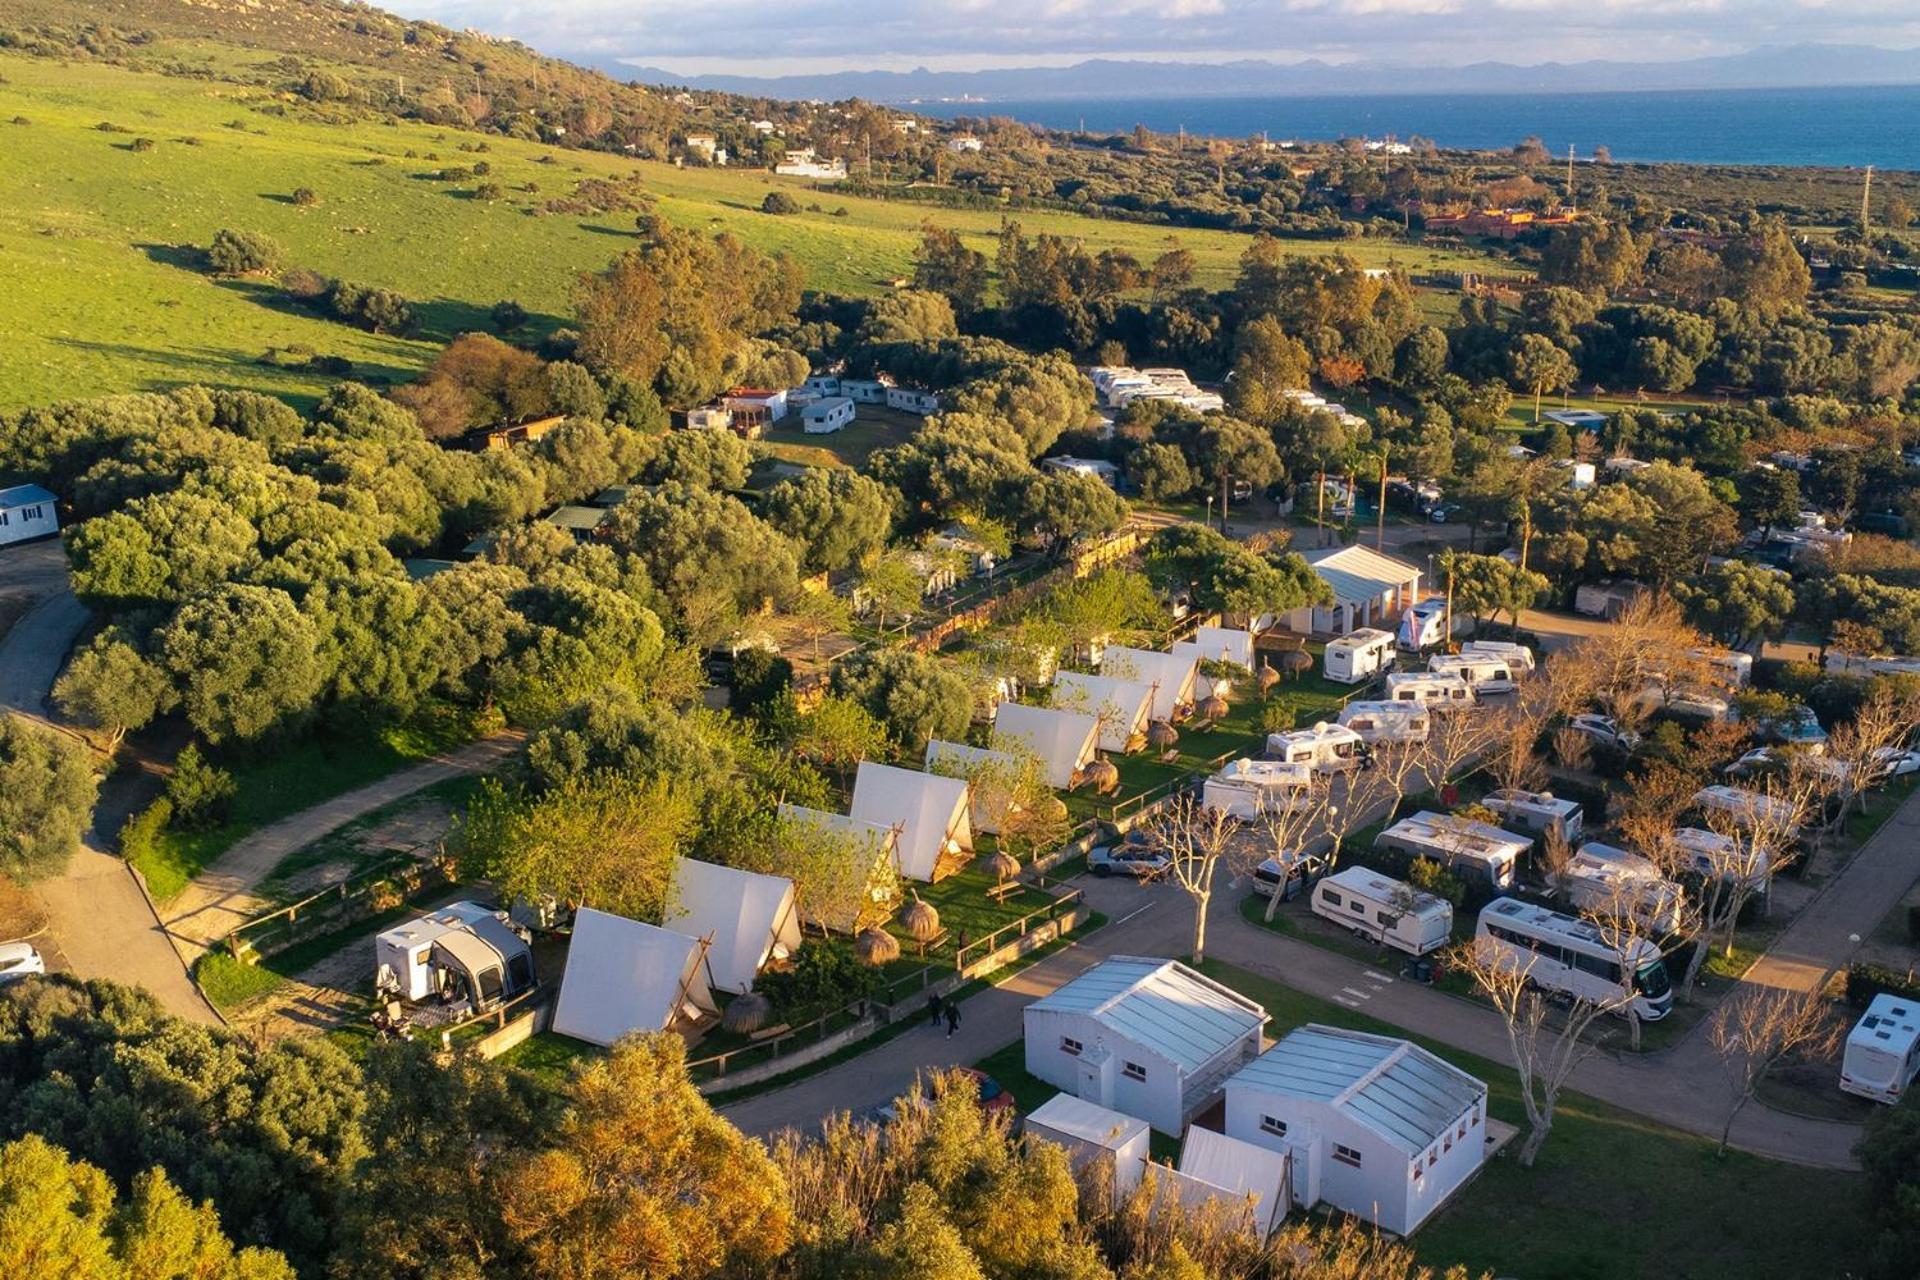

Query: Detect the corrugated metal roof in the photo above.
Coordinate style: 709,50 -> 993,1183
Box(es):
1028,956 -> 1266,1073
1303,544 -> 1421,606
0,483 -> 55,506
1230,1024 -> 1484,1154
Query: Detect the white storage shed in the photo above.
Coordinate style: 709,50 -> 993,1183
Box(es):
1023,1094 -> 1151,1205
551,908 -> 718,1047
993,702 -> 1100,790
0,484 -> 59,547
849,761 -> 974,882
1167,1126 -> 1292,1238
665,858 -> 802,994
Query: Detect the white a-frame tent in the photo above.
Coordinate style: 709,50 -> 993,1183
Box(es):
849,761 -> 974,883
774,803 -> 901,933
994,702 -> 1100,789
552,907 -> 718,1047
1052,670 -> 1156,752
926,739 -> 1022,835
665,858 -> 803,994
1101,646 -> 1200,722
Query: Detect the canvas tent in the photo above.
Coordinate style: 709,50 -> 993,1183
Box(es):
993,702 -> 1100,789
849,761 -> 974,882
1165,1126 -> 1291,1238
552,908 -> 718,1047
666,858 -> 802,994
926,739 -> 1023,835
1174,626 -> 1257,699
1052,671 -> 1156,752
1101,646 -> 1200,722
775,803 -> 901,933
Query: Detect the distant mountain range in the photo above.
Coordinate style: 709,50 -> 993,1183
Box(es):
602,44 -> 1920,104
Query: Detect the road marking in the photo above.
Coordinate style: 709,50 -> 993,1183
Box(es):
1332,995 -> 1363,1008
1363,970 -> 1395,984
1340,986 -> 1371,1000
1113,903 -> 1157,927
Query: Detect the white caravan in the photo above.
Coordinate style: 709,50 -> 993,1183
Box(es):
1461,639 -> 1536,675
1428,653 -> 1519,695
1560,842 -> 1685,934
1310,867 -> 1453,956
1204,759 -> 1316,819
1336,700 -> 1430,746
1692,785 -> 1804,843
1265,722 -> 1369,774
1841,994 -> 1920,1104
1397,598 -> 1449,651
1373,811 -> 1527,892
1690,648 -> 1753,690
1670,826 -> 1772,895
1475,897 -> 1673,1021
1383,671 -> 1476,711
1323,629 -> 1397,684
1481,788 -> 1584,845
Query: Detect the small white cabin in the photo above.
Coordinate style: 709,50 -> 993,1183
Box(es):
1310,866 -> 1453,956
1165,1127 -> 1292,1239
1323,628 -> 1397,684
1842,994 -> 1920,1104
1561,842 -> 1684,934
1383,671 -> 1475,711
1265,721 -> 1368,774
1482,788 -> 1584,845
1374,811 -> 1527,892
1336,700 -> 1430,745
1428,653 -> 1519,695
802,396 -> 856,434
1025,1095 -> 1151,1206
0,484 -> 59,547
1203,758 -> 1315,819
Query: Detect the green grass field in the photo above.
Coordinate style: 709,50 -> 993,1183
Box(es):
0,52 -> 1498,411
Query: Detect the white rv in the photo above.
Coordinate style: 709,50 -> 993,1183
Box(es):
1373,811 -> 1527,891
1560,843 -> 1685,934
1265,722 -> 1369,774
1397,598 -> 1448,651
1461,639 -> 1536,676
1692,785 -> 1804,842
1482,788 -> 1584,844
1670,826 -> 1771,894
1690,648 -> 1753,690
1310,867 -> 1453,956
1322,628 -> 1397,684
1336,700 -> 1430,745
374,902 -> 535,1009
1204,758 -> 1316,818
1475,897 -> 1673,1021
1383,671 -> 1475,711
1841,994 -> 1920,1104
1427,653 -> 1519,695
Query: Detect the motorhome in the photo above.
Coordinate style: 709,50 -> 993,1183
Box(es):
1323,628 -> 1397,684
1428,653 -> 1519,695
1251,849 -> 1327,903
1690,648 -> 1753,690
1310,867 -> 1453,956
1475,897 -> 1673,1021
1841,994 -> 1920,1104
1669,827 -> 1773,895
1336,700 -> 1430,746
1560,843 -> 1685,934
1461,639 -> 1536,676
1573,579 -> 1645,619
1397,598 -> 1448,651
1382,671 -> 1475,711
1482,788 -> 1584,845
1692,785 -> 1804,843
1373,811 -> 1527,891
1204,759 -> 1316,819
1265,722 -> 1370,774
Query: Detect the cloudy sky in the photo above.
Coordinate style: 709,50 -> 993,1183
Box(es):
394,0 -> 1920,75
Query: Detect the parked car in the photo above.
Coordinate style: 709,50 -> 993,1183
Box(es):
1428,503 -> 1462,524
1567,713 -> 1640,753
866,1066 -> 1016,1126
1870,747 -> 1920,779
1089,831 -> 1172,880
0,943 -> 45,986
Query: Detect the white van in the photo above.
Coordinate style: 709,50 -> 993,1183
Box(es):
1560,842 -> 1685,934
1310,866 -> 1453,956
1397,598 -> 1449,651
1462,639 -> 1536,676
1203,758 -> 1315,818
1265,721 -> 1370,774
1323,628 -> 1397,684
1383,671 -> 1475,711
1251,849 -> 1328,903
1841,994 -> 1920,1104
1337,700 -> 1430,745
1482,788 -> 1584,844
1428,653 -> 1519,695
1690,648 -> 1753,690
1476,897 -> 1673,1021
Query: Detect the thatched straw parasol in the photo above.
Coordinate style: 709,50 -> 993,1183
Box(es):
1197,694 -> 1230,722
855,926 -> 900,966
899,892 -> 942,943
1079,757 -> 1120,794
983,850 -> 1020,884
1146,720 -> 1179,751
722,992 -> 773,1034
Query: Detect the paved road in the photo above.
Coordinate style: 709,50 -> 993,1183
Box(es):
0,587 -> 88,718
160,733 -> 524,959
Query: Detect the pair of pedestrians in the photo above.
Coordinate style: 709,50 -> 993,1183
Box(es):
926,991 -> 961,1038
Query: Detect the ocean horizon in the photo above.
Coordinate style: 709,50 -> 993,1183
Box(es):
910,84 -> 1920,170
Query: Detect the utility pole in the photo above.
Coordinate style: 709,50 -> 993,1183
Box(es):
1862,165 -> 1874,233
1566,144 -> 1576,211
1376,447 -> 1390,552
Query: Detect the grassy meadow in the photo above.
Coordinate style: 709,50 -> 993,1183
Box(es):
0,52 -> 1497,410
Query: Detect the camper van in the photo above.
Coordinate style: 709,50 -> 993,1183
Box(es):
1482,788 -> 1584,845
1323,628 -> 1397,684
1692,785 -> 1804,842
1475,898 -> 1673,1021
1204,759 -> 1316,818
1461,639 -> 1536,676
1373,811 -> 1527,891
1265,722 -> 1370,774
1336,700 -> 1430,746
1383,671 -> 1475,711
1841,994 -> 1920,1104
1310,866 -> 1453,956
1397,598 -> 1449,651
1573,579 -> 1645,619
1428,653 -> 1519,695
1560,843 -> 1685,934
1251,849 -> 1327,902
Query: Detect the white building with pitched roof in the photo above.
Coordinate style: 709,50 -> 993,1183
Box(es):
1167,1127 -> 1293,1238
848,761 -> 973,882
1024,1094 -> 1152,1205
1024,956 -> 1268,1134
1281,545 -> 1423,636
1224,1024 -> 1488,1235
992,702 -> 1100,789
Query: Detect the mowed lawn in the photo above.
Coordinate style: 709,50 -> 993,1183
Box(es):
0,53 -> 1499,410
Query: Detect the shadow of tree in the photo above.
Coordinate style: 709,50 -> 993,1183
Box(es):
133,241 -> 206,272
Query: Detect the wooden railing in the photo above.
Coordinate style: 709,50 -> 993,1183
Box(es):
953,888 -> 1084,973
223,847 -> 432,959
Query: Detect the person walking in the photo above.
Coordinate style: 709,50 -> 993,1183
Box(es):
945,1001 -> 961,1039
927,991 -> 943,1029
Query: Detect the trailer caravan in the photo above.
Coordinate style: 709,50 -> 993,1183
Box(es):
1204,759 -> 1316,818
1574,579 -> 1645,619
1309,867 -> 1453,956
1481,788 -> 1584,845
375,902 -> 535,1009
1841,994 -> 1920,1104
1265,722 -> 1370,774
1691,785 -> 1804,843
1559,843 -> 1685,934
1323,629 -> 1396,684
1427,653 -> 1519,695
1691,648 -> 1753,690
1336,700 -> 1430,745
1461,639 -> 1536,676
1397,598 -> 1448,651
1474,897 -> 1673,1021
1383,671 -> 1475,711
1373,812 -> 1526,891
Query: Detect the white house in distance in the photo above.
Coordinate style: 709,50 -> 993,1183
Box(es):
1024,955 -> 1268,1135
1043,456 -> 1122,489
925,739 -> 1022,835
774,803 -> 900,933
0,484 -> 58,548
1224,1024 -> 1489,1236
1101,646 -> 1200,723
551,908 -> 719,1047
1282,545 -> 1422,636
1052,670 -> 1156,752
802,396 -> 856,434
664,858 -> 802,994
993,701 -> 1100,789
1023,1094 -> 1151,1207
848,761 -> 973,882
722,387 -> 789,427
886,385 -> 941,415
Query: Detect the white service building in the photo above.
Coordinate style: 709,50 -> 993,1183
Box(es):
0,484 -> 58,547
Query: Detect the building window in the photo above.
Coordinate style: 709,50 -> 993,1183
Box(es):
1458,1121 -> 1468,1139
1260,1115 -> 1288,1138
1332,1144 -> 1363,1169
1060,1037 -> 1082,1056
1443,1135 -> 1452,1154
1122,1061 -> 1147,1083
1429,1150 -> 1438,1166
1411,1161 -> 1422,1180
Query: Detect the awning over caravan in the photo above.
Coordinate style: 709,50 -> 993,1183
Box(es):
993,702 -> 1100,789
666,858 -> 802,995
1052,671 -> 1156,752
552,908 -> 718,1047
849,762 -> 973,882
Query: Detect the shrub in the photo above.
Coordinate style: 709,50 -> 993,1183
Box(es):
473,182 -> 504,202
208,227 -> 283,275
291,185 -> 320,206
129,136 -> 155,152
490,299 -> 528,331
755,939 -> 881,1020
761,190 -> 800,215
118,797 -> 174,868
1847,961 -> 1920,1009
166,744 -> 237,830
1259,696 -> 1298,735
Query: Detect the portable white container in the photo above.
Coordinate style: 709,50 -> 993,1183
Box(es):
1204,758 -> 1315,818
1560,842 -> 1685,934
1383,671 -> 1475,711
1841,994 -> 1920,1104
1310,867 -> 1453,956
1427,653 -> 1518,695
1323,628 -> 1397,684
1373,811 -> 1527,891
375,901 -> 510,1003
1023,1094 -> 1151,1205
1461,639 -> 1536,675
1475,897 -> 1673,1021
1482,788 -> 1584,844
1265,721 -> 1369,773
1336,700 -> 1430,745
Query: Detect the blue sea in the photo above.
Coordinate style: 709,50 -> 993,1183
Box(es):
912,85 -> 1920,170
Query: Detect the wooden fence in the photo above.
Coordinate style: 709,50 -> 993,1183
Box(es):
223,847 -> 442,960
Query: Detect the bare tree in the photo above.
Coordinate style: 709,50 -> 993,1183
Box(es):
1707,987 -> 1841,1155
1232,785 -> 1336,923
1146,794 -> 1243,964
1577,873 -> 1684,1052
1549,596 -> 1711,736
1818,683 -> 1920,827
1663,777 -> 1814,993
